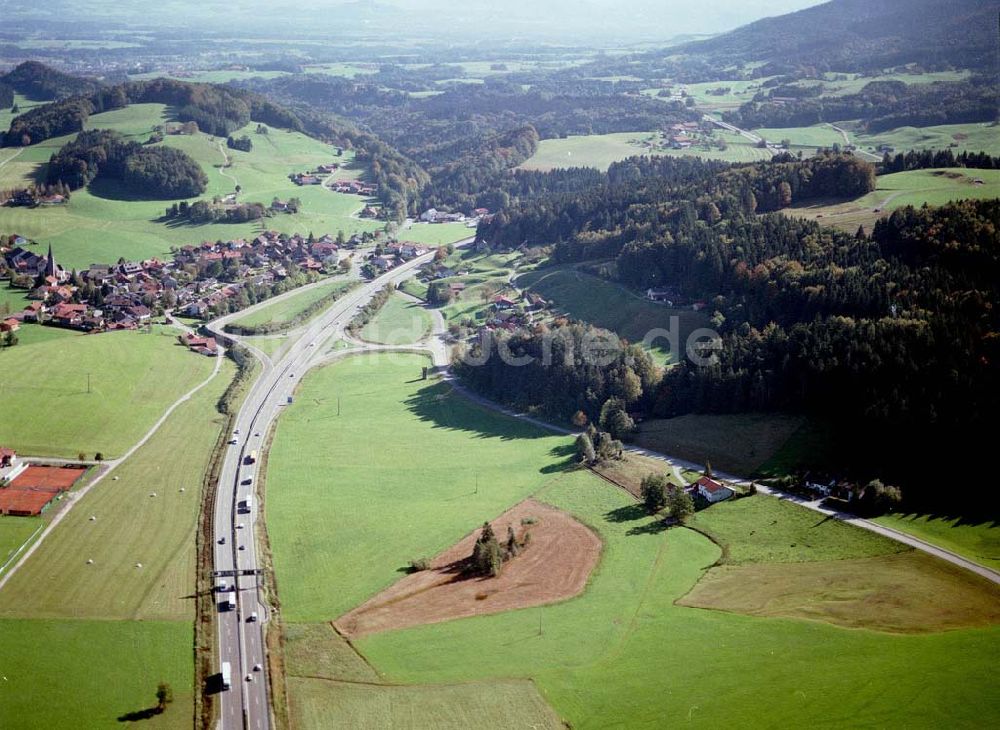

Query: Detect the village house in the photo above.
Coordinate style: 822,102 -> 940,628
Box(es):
691,476 -> 735,504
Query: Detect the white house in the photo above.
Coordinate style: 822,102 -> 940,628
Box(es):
693,476 -> 734,503
0,447 -> 28,486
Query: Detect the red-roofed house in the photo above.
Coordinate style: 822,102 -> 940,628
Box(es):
692,476 -> 734,504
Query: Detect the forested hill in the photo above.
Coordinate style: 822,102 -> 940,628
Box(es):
678,0 -> 998,74
0,60 -> 101,100
467,155 -> 999,505
0,63 -> 426,221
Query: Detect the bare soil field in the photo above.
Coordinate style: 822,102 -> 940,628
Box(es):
336,499 -> 601,638
678,550 -> 1000,633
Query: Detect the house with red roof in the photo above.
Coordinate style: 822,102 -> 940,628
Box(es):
692,476 -> 734,504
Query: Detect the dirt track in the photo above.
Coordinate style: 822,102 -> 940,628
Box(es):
335,499 -> 601,638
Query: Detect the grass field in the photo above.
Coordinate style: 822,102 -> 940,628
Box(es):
0,619 -> 192,729
753,124 -> 845,149
680,549 -> 1000,633
0,356 -> 234,620
854,122 -> 1000,156
265,353 -> 574,622
872,513 -> 1000,572
228,277 -> 354,331
355,473 -> 1000,728
0,517 -> 42,567
397,221 -> 472,246
0,102 -> 385,268
0,327 -> 216,458
635,412 -> 806,475
359,293 -> 432,345
519,129 -> 772,172
516,266 -> 710,366
786,167 -> 1000,233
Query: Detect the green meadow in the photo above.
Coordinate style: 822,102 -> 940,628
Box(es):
0,517 -> 42,568
872,513 -> 1000,572
0,619 -> 192,729
359,293 -> 432,345
0,326 -> 216,459
265,353 -> 573,621
357,476 -> 1000,729
229,277 -> 355,331
855,122 -> 1000,156
0,356 -> 234,619
520,129 -> 772,172
0,102 -> 385,268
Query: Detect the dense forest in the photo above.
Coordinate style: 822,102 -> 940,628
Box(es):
46,129 -> 208,198
465,153 -> 999,506
0,82 -> 13,109
728,78 -> 998,132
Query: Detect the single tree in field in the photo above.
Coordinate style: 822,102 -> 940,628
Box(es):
156,682 -> 173,713
641,474 -> 669,513
667,487 -> 695,523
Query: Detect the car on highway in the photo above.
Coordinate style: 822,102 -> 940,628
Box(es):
234,429 -> 240,435
242,477 -> 253,485
218,536 -> 226,545
253,663 -> 263,672
228,438 -> 238,445
248,611 -> 258,622
254,432 -> 260,437
246,674 -> 253,682
239,545 -> 246,551
236,523 -> 245,529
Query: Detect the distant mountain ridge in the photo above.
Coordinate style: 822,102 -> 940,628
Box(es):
678,0 -> 998,73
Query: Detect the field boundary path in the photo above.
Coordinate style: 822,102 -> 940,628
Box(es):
827,123 -> 882,161
0,344 -> 225,591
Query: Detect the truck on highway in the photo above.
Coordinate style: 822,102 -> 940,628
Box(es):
223,595 -> 236,611
239,496 -> 253,514
245,450 -> 257,465
221,661 -> 232,690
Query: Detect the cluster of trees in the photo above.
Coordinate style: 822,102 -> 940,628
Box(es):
454,322 -> 658,425
163,199 -> 267,224
224,280 -> 353,336
46,129 -> 208,199
468,521 -> 529,578
640,474 -> 694,522
226,135 -> 253,152
0,61 -> 101,101
727,79 -> 997,133
575,425 -> 624,466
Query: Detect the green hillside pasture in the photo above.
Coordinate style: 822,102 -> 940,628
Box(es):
357,475 -> 1000,729
855,122 -> 1000,156
872,513 -> 1000,572
0,619 -> 191,730
675,78 -> 772,112
517,267 -> 710,366
229,277 -> 354,331
0,327 -> 216,458
0,103 -> 381,268
265,352 -> 574,622
813,70 -> 972,98
785,167 -> 1000,233
359,293 -> 432,345
0,357 -> 234,620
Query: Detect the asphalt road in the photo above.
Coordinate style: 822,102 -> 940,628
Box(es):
203,239 -> 473,730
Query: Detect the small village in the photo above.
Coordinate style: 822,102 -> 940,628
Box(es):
0,230 -> 365,342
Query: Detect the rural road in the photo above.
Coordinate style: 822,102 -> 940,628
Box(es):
202,237 -> 474,730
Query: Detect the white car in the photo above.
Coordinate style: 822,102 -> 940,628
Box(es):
246,674 -> 253,682
253,663 -> 263,672
236,523 -> 245,530
248,612 -> 258,622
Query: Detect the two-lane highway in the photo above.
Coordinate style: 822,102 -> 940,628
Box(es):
205,240 -> 472,729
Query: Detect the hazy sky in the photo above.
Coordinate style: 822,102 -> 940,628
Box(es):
4,0 -> 827,41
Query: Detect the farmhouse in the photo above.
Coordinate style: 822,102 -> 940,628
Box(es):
179,332 -> 219,357
692,476 -> 734,503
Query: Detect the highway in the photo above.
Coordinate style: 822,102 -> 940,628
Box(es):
204,240 -> 472,729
